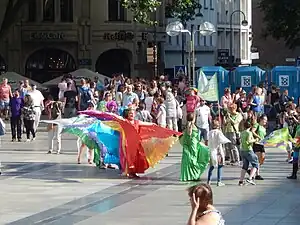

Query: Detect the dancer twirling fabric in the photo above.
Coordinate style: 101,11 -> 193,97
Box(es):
80,108 -> 181,178
180,113 -> 210,182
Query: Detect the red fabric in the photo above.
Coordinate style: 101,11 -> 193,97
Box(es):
80,111 -> 149,174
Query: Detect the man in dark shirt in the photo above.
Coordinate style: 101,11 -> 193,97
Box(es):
10,89 -> 24,141
63,82 -> 78,118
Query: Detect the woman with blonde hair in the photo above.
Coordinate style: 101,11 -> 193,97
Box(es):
187,183 -> 225,225
179,113 -> 209,182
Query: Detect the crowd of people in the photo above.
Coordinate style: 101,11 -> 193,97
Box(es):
1,72 -> 300,225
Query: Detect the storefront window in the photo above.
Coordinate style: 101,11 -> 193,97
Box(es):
108,0 -> 125,21
43,0 -> 55,22
61,0 -> 73,22
28,0 -> 37,22
25,48 -> 76,83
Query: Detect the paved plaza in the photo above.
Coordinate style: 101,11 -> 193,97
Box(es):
0,127 -> 300,225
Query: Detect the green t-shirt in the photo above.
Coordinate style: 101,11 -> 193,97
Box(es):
253,123 -> 266,140
295,125 -> 300,138
241,129 -> 254,152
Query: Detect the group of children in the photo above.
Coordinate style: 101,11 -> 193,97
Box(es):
180,110 -> 269,186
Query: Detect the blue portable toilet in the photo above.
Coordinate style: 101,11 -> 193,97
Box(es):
195,66 -> 229,101
231,66 -> 266,93
271,66 -> 300,102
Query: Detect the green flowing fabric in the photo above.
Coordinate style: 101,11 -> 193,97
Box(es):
63,127 -> 101,166
179,127 -> 210,182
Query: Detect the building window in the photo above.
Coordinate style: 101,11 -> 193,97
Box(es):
43,0 -> 55,21
61,0 -> 73,22
210,36 -> 213,46
108,0 -> 125,21
28,0 -> 37,22
203,36 -> 207,46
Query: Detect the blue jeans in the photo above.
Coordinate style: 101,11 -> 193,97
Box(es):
208,165 -> 223,182
241,150 -> 259,170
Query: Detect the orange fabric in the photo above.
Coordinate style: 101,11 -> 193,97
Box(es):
79,111 -> 182,172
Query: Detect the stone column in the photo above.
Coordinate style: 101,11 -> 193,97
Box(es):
55,0 -> 61,22
36,0 -> 43,22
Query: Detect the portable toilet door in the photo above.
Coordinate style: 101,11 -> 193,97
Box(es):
232,66 -> 265,93
271,66 -> 300,102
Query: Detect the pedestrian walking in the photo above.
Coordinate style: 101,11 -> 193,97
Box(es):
22,95 -> 36,142
9,89 -> 24,142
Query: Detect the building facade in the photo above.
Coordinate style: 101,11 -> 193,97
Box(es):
164,0 -> 218,77
0,0 -> 166,83
217,0 -> 252,65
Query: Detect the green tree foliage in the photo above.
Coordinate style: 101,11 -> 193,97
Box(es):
123,0 -> 161,25
165,0 -> 202,26
259,0 -> 300,48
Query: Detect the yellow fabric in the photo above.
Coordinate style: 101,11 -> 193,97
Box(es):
142,136 -> 178,167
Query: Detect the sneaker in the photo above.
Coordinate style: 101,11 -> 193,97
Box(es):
47,150 -> 52,154
56,151 -> 60,155
288,159 -> 293,164
246,178 -> 256,185
287,175 -> 297,179
207,181 -> 211,185
255,175 -> 264,180
238,181 -> 245,186
18,139 -> 22,142
31,138 -> 36,141
26,139 -> 30,142
217,182 -> 225,187
11,139 -> 16,142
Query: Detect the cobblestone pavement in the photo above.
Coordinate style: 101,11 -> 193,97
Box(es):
0,130 -> 299,225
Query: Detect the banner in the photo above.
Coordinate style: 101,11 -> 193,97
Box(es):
197,70 -> 209,93
198,73 -> 219,102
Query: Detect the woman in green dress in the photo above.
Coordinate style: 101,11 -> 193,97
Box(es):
180,112 -> 210,182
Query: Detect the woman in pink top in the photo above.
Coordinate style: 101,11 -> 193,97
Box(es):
220,88 -> 232,109
186,88 -> 200,113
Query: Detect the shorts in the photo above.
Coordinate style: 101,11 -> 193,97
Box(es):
0,100 -> 9,110
241,150 -> 259,170
253,143 -> 265,153
199,128 -> 209,141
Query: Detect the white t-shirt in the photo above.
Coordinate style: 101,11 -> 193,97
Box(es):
144,96 -> 154,112
29,90 -> 44,107
157,104 -> 166,127
195,105 -> 210,129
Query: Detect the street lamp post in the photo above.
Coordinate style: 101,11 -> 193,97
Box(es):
166,21 -> 216,86
229,10 -> 248,67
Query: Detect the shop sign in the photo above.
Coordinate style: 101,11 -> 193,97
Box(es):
103,31 -> 134,41
30,32 -> 65,40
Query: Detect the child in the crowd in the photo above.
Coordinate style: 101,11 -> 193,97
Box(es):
136,102 -> 152,122
251,114 -> 268,180
22,94 -> 36,142
46,100 -> 63,154
239,121 -> 259,185
97,92 -> 111,112
9,89 -> 24,142
77,102 -> 95,164
156,97 -> 166,128
207,120 -> 230,186
287,124 -> 300,179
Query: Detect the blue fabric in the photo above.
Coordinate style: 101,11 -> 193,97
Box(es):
252,95 -> 262,112
86,121 -> 120,165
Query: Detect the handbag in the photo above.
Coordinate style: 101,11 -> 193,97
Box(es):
231,121 -> 241,145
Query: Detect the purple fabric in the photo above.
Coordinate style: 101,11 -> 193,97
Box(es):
10,97 -> 23,117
